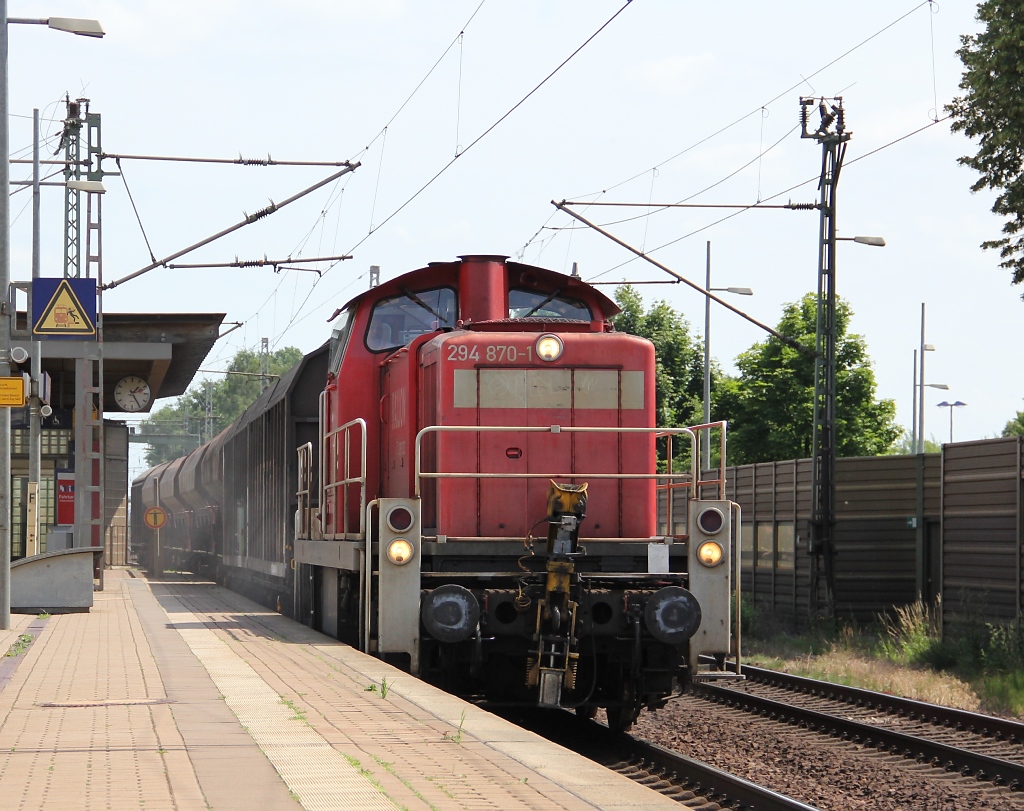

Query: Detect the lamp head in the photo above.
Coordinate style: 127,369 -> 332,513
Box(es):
47,17 -> 105,37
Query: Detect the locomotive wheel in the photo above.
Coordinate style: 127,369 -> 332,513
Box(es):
604,704 -> 635,732
604,682 -> 638,732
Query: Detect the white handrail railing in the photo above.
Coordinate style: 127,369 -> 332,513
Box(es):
413,423 -> 702,497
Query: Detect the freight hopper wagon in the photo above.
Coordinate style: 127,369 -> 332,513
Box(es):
296,255 -> 740,728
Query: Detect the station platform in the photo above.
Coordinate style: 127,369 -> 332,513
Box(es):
0,569 -> 679,810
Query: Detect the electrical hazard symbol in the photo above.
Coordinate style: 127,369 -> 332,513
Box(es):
32,278 -> 97,338
144,506 -> 167,530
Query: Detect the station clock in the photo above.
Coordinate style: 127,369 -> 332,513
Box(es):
113,375 -> 152,412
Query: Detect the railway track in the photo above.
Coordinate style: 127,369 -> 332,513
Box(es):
512,708 -> 820,810
696,663 -> 1024,792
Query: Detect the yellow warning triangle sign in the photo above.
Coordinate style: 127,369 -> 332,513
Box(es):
33,279 -> 96,336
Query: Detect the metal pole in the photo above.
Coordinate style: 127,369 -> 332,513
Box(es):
0,0 -> 12,629
29,108 -> 41,556
918,303 -> 926,454
702,241 -> 711,473
949,406 -> 954,444
911,349 -> 917,455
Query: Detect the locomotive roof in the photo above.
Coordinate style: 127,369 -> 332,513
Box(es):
332,256 -> 620,321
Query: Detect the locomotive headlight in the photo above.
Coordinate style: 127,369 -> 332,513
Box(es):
696,507 -> 725,535
387,538 -> 415,565
535,334 -> 563,362
696,541 -> 724,568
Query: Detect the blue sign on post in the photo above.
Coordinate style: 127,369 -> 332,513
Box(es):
32,278 -> 97,339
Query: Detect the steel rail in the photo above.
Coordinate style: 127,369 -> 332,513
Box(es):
695,681 -> 1024,790
621,734 -> 822,811
518,707 -> 820,811
718,661 -> 1024,744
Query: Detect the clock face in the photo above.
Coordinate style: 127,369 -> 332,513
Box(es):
114,375 -> 151,412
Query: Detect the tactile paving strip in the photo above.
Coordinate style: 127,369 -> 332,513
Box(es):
159,593 -> 394,811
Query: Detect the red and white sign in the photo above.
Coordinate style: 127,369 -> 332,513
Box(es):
56,470 -> 75,525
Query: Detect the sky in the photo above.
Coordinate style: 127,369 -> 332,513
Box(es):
6,0 -> 1020,475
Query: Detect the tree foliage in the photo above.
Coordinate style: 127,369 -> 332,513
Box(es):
947,1 -> 1024,292
1004,410 -> 1024,437
612,285 -> 706,428
715,294 -> 900,464
891,429 -> 943,455
139,346 -> 304,467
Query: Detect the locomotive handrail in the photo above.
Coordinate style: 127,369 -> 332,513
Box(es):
321,414 -> 368,539
656,420 -> 727,534
296,442 -> 314,539
413,424 -> 701,499
681,420 -> 729,500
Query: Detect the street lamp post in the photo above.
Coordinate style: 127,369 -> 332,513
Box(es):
911,346 -> 948,453
701,241 -> 752,471
0,4 -> 104,629
915,303 -> 945,453
937,400 -> 967,444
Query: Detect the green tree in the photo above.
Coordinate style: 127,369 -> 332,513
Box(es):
1004,410 -> 1024,437
716,293 -> 899,464
139,345 -> 304,466
890,428 -> 943,455
612,285 -> 706,428
947,1 -> 1024,292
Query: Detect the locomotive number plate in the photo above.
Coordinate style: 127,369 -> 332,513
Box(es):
447,344 -> 533,363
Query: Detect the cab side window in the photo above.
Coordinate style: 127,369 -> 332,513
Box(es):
509,288 -> 591,321
366,287 -> 457,352
329,307 -> 355,374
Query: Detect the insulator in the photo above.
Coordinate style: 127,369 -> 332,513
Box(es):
246,202 -> 278,223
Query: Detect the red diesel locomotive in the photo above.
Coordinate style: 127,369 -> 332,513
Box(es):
136,254 -> 740,729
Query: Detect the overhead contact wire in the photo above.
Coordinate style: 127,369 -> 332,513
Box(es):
582,115 -> 950,283
351,0 -> 488,163
583,124 -> 798,230
538,2 -> 934,267
272,2 -> 490,345
928,0 -> 940,121
455,32 -> 465,156
555,2 -> 931,210
343,0 -> 636,259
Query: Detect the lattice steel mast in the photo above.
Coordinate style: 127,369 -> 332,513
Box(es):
801,97 -> 850,619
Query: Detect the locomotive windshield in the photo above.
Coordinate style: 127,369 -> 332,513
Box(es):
509,288 -> 591,321
367,287 -> 457,351
328,306 -> 355,374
